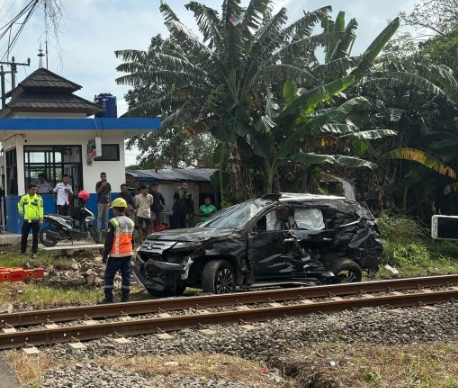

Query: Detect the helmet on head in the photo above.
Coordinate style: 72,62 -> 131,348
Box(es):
111,197 -> 127,209
78,190 -> 90,202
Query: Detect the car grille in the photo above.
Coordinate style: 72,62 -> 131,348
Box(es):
139,240 -> 176,255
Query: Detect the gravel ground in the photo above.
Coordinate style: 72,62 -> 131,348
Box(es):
31,302 -> 458,388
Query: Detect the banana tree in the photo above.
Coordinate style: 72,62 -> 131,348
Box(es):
246,79 -> 397,193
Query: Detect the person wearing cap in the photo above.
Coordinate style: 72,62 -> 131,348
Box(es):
98,197 -> 135,304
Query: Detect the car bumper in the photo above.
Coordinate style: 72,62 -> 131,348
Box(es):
133,255 -> 191,291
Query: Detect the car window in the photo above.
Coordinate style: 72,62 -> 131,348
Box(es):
333,211 -> 359,227
198,201 -> 264,229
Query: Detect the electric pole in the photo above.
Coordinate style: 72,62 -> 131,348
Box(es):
0,57 -> 30,108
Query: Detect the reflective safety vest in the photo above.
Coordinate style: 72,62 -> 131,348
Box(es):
18,193 -> 44,222
109,215 -> 135,257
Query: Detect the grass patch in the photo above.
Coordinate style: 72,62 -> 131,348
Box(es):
5,352 -> 64,387
276,341 -> 458,388
6,352 -> 293,388
376,215 -> 458,279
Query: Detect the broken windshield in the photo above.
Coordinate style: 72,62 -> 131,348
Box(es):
198,201 -> 264,229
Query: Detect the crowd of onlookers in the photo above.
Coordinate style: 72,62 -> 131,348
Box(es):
23,171 -> 219,241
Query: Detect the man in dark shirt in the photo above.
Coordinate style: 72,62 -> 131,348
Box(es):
171,181 -> 194,229
117,184 -> 135,222
150,183 -> 166,231
95,172 -> 112,231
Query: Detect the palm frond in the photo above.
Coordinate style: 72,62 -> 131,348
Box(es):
185,2 -> 223,49
340,129 -> 398,140
242,0 -> 271,31
159,1 -> 181,24
351,17 -> 400,79
380,148 -> 456,179
283,6 -> 332,41
271,32 -> 345,63
312,57 -> 359,78
294,151 -> 377,169
331,17 -> 358,60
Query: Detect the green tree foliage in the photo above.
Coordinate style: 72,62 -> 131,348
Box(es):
115,1 -> 398,203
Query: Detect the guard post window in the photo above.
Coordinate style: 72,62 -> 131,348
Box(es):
23,145 -> 82,193
94,144 -> 120,161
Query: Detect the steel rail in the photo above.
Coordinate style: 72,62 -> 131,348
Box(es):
2,274 -> 458,328
0,288 -> 457,350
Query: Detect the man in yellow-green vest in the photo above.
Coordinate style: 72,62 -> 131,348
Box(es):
18,184 -> 44,258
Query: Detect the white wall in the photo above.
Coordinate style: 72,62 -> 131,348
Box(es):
9,130 -> 126,195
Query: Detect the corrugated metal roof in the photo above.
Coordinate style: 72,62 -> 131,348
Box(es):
126,168 -> 217,182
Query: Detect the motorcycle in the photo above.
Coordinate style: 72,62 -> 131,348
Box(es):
39,205 -> 100,246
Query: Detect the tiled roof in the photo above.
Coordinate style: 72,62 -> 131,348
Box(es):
5,68 -> 81,96
5,92 -> 104,113
126,168 -> 217,182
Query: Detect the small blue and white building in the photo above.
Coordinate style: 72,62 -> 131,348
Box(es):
0,67 -> 160,233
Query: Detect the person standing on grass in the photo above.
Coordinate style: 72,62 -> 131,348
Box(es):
135,185 -> 154,240
18,184 -> 43,259
150,183 -> 166,231
53,174 -> 72,216
98,197 -> 135,304
95,172 -> 112,232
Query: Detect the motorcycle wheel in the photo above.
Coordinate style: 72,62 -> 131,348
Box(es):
89,225 -> 100,243
39,226 -> 59,247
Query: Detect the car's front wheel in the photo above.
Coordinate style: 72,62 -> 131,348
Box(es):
202,259 -> 236,294
327,258 -> 362,283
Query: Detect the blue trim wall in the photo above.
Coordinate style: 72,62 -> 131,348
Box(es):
0,118 -> 160,131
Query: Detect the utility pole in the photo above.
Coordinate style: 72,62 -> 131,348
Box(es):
0,57 -> 30,108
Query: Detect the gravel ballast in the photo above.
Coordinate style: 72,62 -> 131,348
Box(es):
31,302 -> 458,387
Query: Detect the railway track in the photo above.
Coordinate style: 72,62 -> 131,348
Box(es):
1,274 -> 458,350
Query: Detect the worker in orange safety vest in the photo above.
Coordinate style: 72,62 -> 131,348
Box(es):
98,197 -> 135,304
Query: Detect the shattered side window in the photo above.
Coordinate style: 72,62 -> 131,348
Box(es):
198,202 -> 264,229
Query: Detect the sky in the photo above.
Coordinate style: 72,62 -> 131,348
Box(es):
0,0 -> 417,165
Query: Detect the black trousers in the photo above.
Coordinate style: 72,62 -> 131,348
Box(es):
21,221 -> 40,254
103,255 -> 132,302
57,204 -> 70,216
171,211 -> 187,229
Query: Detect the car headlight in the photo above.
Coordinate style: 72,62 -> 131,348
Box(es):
173,241 -> 202,250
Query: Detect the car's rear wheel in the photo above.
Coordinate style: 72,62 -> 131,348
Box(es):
327,258 -> 362,283
202,259 -> 236,294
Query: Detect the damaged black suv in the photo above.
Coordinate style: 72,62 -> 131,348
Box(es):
134,193 -> 383,297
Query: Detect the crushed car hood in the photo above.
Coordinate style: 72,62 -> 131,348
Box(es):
146,227 -> 236,242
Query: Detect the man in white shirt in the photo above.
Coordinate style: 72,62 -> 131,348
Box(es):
135,185 -> 153,241
35,173 -> 52,194
53,174 -> 73,216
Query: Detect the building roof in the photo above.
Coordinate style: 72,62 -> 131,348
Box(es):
5,68 -> 81,95
0,67 -> 103,118
126,168 -> 217,182
1,92 -> 103,116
